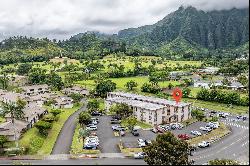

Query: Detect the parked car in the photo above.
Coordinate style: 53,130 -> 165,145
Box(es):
91,111 -> 102,116
91,117 -> 99,122
151,127 -> 158,133
191,130 -> 202,136
145,140 -> 152,145
84,143 -> 97,150
110,119 -> 121,124
237,115 -> 247,121
178,134 -> 190,140
112,115 -> 121,120
120,131 -> 125,136
198,141 -> 210,148
112,125 -> 126,131
206,122 -> 219,129
86,125 -> 97,131
91,120 -> 98,125
134,152 -> 146,159
138,139 -> 146,147
131,129 -> 140,136
163,125 -> 171,131
218,112 -> 229,118
156,126 -> 165,133
210,110 -> 217,114
200,126 -> 212,132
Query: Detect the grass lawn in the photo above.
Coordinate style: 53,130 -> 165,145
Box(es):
70,124 -> 100,155
183,98 -> 249,115
37,104 -> 82,155
187,123 -> 230,146
19,128 -> 45,155
121,119 -> 152,129
77,76 -> 181,92
0,116 -> 5,123
18,104 -> 82,155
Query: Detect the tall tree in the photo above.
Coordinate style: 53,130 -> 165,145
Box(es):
125,80 -> 138,90
143,132 -> 190,165
2,98 -> 26,147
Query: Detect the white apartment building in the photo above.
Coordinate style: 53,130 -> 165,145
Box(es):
106,92 -> 192,126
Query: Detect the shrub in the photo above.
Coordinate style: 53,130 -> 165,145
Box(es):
50,109 -> 61,117
34,121 -> 52,137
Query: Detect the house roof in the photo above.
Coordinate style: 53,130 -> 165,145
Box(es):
106,97 -> 165,111
54,96 -> 73,105
0,92 -> 26,103
0,120 -> 28,136
5,104 -> 47,121
108,92 -> 191,107
21,84 -> 49,91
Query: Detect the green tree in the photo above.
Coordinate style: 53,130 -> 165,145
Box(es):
78,112 -> 91,126
0,72 -> 9,90
2,99 -> 26,124
50,109 -> 61,117
182,88 -> 191,98
0,135 -> 8,148
143,132 -> 190,165
95,80 -> 116,98
191,109 -> 205,121
125,80 -> 138,90
209,159 -> 239,165
87,99 -> 100,112
46,71 -> 64,91
110,103 -> 133,119
124,116 -> 137,131
28,68 -> 47,84
69,93 -> 84,103
16,63 -> 32,75
168,83 -> 174,90
34,121 -> 52,136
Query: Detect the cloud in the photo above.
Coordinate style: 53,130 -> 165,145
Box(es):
0,0 -> 248,41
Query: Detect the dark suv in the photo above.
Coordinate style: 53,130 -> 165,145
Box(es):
131,129 -> 139,136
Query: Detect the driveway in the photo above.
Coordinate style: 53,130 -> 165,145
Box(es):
97,115 -> 120,153
51,99 -> 87,154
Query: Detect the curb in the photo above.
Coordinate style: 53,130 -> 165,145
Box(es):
210,131 -> 231,144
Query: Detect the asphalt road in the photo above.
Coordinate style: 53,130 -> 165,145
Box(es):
190,116 -> 249,165
51,99 -> 87,154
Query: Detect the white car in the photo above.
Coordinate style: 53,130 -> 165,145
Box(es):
191,130 -> 202,136
134,152 -> 146,159
91,120 -> 98,125
86,136 -> 99,143
200,127 -> 207,131
138,139 -> 146,147
86,125 -> 97,131
198,141 -> 210,148
91,117 -> 99,122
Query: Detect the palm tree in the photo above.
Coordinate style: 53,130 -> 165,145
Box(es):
2,98 -> 26,147
0,72 -> 9,90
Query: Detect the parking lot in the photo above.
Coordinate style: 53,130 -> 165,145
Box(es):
171,121 -> 208,138
95,115 -> 155,153
91,115 -> 212,153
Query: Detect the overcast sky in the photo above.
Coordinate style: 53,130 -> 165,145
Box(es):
0,0 -> 248,41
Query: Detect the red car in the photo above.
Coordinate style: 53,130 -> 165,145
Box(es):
178,134 -> 190,140
156,126 -> 165,133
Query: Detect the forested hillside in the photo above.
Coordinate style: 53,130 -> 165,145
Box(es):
0,6 -> 249,65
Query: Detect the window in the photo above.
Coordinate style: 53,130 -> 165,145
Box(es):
149,116 -> 152,120
162,110 -> 165,114
167,109 -> 170,115
181,107 -> 184,113
174,107 -> 178,113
